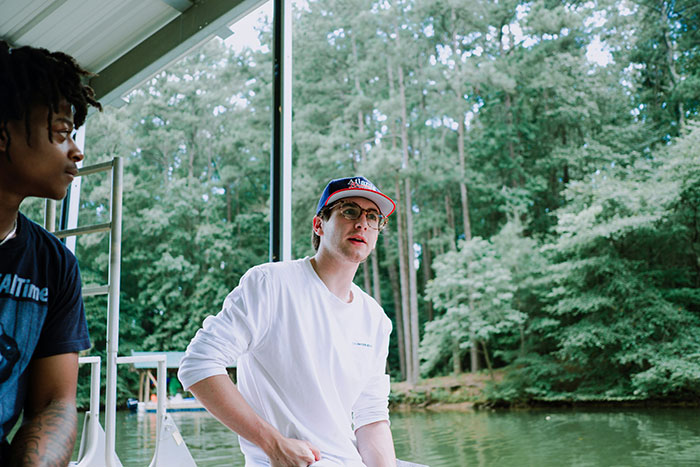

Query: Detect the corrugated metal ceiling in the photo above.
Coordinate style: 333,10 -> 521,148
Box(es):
0,0 -> 265,105
2,0 -> 182,72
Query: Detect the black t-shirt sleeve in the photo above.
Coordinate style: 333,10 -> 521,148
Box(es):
33,251 -> 90,358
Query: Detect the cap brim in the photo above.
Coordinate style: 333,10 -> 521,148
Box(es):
326,188 -> 396,217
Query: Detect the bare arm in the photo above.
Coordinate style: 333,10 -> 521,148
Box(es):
355,420 -> 396,467
9,353 -> 80,467
189,374 -> 321,467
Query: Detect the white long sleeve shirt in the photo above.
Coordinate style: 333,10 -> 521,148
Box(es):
178,257 -> 392,466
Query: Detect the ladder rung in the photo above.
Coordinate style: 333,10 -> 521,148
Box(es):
77,160 -> 114,176
79,356 -> 101,364
116,355 -> 166,365
55,222 -> 111,238
83,285 -> 109,297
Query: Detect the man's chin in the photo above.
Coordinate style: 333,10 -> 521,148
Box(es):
347,250 -> 372,264
42,187 -> 69,201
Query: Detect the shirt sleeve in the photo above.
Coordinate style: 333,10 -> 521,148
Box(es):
352,315 -> 392,430
178,266 -> 272,390
33,250 -> 90,358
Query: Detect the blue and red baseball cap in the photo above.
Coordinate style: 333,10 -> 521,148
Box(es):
316,176 -> 396,217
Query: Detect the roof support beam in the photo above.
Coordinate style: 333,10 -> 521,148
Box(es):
159,0 -> 193,14
90,0 -> 265,106
270,0 -> 293,262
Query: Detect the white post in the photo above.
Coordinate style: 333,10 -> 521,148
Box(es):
44,199 -> 56,232
281,0 -> 292,262
116,355 -> 169,467
65,126 -> 86,253
105,158 -> 123,467
77,356 -> 101,465
153,358 -> 167,465
270,0 -> 293,262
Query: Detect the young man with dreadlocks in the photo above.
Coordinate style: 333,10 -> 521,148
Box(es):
179,177 -> 397,466
0,40 -> 101,465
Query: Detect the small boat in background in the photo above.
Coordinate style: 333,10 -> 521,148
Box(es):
128,393 -> 206,413
125,350 -> 231,415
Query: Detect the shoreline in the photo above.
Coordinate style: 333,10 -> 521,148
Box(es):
390,399 -> 700,412
389,372 -> 700,411
389,372 -> 498,410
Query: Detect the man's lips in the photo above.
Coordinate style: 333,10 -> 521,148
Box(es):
348,236 -> 366,244
65,167 -> 79,177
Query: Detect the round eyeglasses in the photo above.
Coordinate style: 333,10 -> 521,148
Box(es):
334,201 -> 387,230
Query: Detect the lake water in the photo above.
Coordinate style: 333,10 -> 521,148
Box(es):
77,407 -> 700,466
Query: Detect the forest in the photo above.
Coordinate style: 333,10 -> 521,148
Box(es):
24,0 -> 699,405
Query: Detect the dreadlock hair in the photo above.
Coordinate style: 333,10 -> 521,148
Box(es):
0,40 -> 102,159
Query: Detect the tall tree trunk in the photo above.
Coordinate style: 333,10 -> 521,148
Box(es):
451,8 -> 473,243
505,92 -> 517,187
188,127 -> 196,180
433,226 -> 444,256
352,33 -> 368,160
397,61 -> 420,384
455,128 -> 477,372
480,339 -> 495,381
371,250 -> 382,306
457,117 -> 472,242
363,261 -> 371,295
226,186 -> 232,223
452,337 -> 462,375
499,24 -> 520,188
422,233 -> 434,322
445,194 -> 457,251
388,58 -> 414,383
661,4 -> 684,129
462,115 -> 478,373
395,177 -> 413,383
383,234 -> 406,378
469,309 -> 479,373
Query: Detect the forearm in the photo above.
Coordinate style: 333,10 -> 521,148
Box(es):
189,373 -> 322,467
9,400 -> 78,467
355,420 -> 396,467
190,375 -> 320,465
189,374 -> 281,450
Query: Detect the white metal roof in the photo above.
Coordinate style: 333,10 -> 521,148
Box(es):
1,0 -> 265,106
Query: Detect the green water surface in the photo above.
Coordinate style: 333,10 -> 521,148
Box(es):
76,407 -> 700,466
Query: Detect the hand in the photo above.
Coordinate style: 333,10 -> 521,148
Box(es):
188,377 -> 321,466
267,436 -> 321,467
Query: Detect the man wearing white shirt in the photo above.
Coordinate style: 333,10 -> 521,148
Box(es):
178,176 -> 397,467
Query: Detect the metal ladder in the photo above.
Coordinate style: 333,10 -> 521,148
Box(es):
45,156 -> 194,466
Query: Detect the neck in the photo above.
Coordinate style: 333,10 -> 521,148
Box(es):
0,194 -> 21,241
310,251 -> 360,303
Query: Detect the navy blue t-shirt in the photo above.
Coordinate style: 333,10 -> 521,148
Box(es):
0,213 -> 90,444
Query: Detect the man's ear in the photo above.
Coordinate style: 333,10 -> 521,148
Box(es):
312,216 -> 323,236
0,127 -> 7,154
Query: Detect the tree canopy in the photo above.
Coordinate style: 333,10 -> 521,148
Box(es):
38,0 -> 700,405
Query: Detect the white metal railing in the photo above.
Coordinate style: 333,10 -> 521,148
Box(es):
115,355 -> 166,467
73,356 -> 101,466
47,158 -> 125,466
72,353 -> 195,467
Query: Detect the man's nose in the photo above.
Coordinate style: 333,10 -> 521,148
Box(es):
354,212 -> 370,229
68,137 -> 84,162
